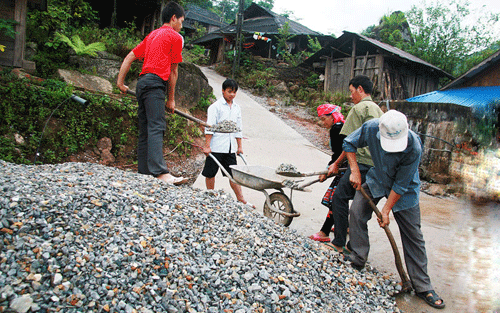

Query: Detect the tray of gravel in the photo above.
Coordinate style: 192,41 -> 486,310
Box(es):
0,160 -> 401,313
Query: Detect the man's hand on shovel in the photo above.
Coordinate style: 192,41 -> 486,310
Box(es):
165,98 -> 175,114
377,209 -> 391,228
377,191 -> 401,228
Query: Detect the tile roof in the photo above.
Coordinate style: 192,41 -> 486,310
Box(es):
184,4 -> 227,29
192,3 -> 322,44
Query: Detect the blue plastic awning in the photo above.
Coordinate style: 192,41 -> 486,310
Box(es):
406,86 -> 500,113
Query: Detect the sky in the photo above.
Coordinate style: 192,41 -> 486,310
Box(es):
272,0 -> 500,38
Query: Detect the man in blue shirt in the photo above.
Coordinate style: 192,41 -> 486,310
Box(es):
343,110 -> 445,309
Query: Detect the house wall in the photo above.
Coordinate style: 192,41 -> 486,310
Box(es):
0,0 -> 18,67
324,55 -> 385,97
324,57 -> 352,94
1,0 -> 35,71
387,101 -> 475,185
324,55 -> 440,100
383,59 -> 440,99
461,62 -> 500,87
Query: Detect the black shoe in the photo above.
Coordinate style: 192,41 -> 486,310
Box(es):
350,262 -> 364,271
343,254 -> 364,271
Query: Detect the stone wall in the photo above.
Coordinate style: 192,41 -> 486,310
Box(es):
62,55 -> 213,111
384,101 -> 474,186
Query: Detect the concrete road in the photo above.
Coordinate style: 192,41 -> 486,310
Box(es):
192,67 -> 332,235
192,66 -> 500,312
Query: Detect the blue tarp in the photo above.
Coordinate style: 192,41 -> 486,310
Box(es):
406,86 -> 500,113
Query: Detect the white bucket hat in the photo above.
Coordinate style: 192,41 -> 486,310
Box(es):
379,110 -> 408,152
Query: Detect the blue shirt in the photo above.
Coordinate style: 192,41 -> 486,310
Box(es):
343,119 -> 423,212
205,97 -> 243,153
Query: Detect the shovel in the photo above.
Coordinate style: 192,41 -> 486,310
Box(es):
359,186 -> 412,292
276,167 -> 347,177
277,170 -> 328,177
126,89 -> 213,128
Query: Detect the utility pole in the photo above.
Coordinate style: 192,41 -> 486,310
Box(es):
231,0 -> 244,79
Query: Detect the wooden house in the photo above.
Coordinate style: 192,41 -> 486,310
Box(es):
83,1 -> 227,39
183,4 -> 227,39
303,31 -> 453,100
193,3 -> 334,64
0,0 -> 45,71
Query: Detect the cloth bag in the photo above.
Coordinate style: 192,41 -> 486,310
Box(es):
321,172 -> 344,207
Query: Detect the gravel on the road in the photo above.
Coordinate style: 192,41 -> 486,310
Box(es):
0,160 -> 402,312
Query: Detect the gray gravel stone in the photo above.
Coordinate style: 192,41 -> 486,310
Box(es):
0,160 -> 401,312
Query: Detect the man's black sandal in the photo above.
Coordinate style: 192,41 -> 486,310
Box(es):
417,290 -> 445,309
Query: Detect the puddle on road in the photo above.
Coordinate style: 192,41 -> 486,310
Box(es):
395,197 -> 500,312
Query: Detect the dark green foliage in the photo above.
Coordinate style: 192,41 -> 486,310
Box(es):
0,75 -> 138,164
362,0 -> 499,78
74,24 -> 141,58
0,18 -> 18,39
183,45 -> 210,65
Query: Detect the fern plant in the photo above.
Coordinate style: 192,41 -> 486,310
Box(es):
56,33 -> 105,57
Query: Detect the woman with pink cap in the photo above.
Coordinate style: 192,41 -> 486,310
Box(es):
309,103 -> 346,242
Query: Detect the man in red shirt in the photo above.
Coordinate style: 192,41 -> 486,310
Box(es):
117,1 -> 187,185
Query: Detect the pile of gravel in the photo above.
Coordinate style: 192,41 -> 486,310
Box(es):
0,160 -> 401,312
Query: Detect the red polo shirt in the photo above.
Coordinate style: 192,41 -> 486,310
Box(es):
133,25 -> 184,81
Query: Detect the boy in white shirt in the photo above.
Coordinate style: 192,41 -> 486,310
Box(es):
202,79 -> 253,207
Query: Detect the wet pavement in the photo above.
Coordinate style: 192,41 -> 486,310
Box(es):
391,195 -> 500,312
194,66 -> 500,312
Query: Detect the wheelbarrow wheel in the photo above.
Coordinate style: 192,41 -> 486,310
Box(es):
263,192 -> 294,227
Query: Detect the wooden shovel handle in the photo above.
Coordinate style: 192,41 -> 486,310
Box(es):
172,109 -> 211,128
359,186 -> 412,292
126,89 -> 212,128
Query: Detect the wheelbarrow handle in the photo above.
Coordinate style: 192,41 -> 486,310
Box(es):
296,178 -> 321,189
126,89 -> 213,128
359,186 -> 412,292
238,153 -> 248,165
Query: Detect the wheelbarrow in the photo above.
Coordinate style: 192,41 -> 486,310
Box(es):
208,153 -> 320,227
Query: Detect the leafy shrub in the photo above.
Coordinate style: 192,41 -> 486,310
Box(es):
0,18 -> 18,39
0,72 -> 204,164
193,94 -> 216,112
75,23 -> 141,58
183,45 -> 209,65
306,73 -> 320,89
56,33 -> 106,57
0,75 -> 138,164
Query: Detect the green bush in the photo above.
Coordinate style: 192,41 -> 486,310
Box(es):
0,75 -> 138,164
0,18 -> 18,39
183,45 -> 209,65
0,73 -> 204,164
56,33 -> 106,57
193,94 -> 216,112
75,23 -> 141,58
306,73 -> 320,89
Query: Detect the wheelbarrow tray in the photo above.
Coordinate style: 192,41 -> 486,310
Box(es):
229,165 -> 285,190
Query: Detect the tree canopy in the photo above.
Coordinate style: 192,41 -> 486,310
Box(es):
363,0 -> 500,77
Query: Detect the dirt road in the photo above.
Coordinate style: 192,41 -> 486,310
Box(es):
192,66 -> 500,312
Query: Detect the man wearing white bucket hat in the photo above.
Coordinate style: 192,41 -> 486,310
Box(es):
343,110 -> 445,309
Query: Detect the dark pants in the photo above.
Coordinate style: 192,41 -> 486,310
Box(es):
320,163 -> 371,247
349,183 -> 433,292
202,152 -> 237,178
136,74 -> 169,176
